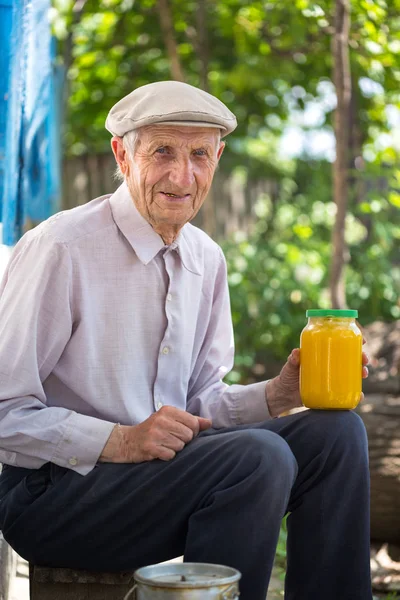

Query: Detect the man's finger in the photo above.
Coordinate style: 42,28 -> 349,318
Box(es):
156,446 -> 177,461
167,421 -> 195,443
362,352 -> 369,366
197,417 -> 212,432
159,406 -> 203,434
162,433 -> 186,453
289,348 -> 300,366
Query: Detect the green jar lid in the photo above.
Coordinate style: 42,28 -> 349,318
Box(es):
306,309 -> 358,318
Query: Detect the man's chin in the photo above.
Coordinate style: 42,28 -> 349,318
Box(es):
153,210 -> 196,229
153,204 -> 195,221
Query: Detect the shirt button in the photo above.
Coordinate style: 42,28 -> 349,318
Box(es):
167,293 -> 172,302
156,401 -> 163,410
69,457 -> 78,466
162,346 -> 170,355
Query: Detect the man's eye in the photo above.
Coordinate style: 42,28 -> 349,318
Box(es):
194,149 -> 207,156
155,147 -> 168,154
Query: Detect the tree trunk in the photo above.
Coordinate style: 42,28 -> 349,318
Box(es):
330,0 -> 351,309
195,0 -> 209,91
184,1 -> 209,90
157,0 -> 185,82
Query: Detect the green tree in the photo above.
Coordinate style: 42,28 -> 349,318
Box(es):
51,0 -> 400,379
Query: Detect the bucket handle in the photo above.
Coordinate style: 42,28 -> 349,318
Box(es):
221,584 -> 240,599
123,584 -> 137,600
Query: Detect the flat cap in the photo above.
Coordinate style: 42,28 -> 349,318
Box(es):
105,81 -> 237,138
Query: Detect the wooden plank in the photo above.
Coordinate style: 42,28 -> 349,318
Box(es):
30,581 -> 135,600
30,565 -> 136,600
32,565 -> 134,585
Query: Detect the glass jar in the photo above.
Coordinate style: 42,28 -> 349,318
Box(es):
300,309 -> 362,410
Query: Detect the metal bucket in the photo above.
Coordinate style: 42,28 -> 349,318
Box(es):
124,562 -> 241,599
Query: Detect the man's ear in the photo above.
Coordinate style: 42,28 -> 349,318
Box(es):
217,141 -> 225,161
111,136 -> 129,176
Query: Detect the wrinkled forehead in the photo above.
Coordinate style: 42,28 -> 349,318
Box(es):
138,124 -> 221,147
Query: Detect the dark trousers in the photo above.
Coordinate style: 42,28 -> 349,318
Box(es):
0,409 -> 372,600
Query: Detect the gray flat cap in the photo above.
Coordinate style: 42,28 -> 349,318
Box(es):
105,81 -> 237,138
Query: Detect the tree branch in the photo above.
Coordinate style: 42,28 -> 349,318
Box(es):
195,0 -> 209,91
330,0 -> 352,308
260,23 -> 332,59
157,0 -> 185,82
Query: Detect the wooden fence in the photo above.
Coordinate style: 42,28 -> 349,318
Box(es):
62,153 -> 278,240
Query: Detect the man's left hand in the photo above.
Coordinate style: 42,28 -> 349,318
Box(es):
265,346 -> 370,418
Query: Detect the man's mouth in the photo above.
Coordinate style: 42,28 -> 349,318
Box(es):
159,191 -> 190,200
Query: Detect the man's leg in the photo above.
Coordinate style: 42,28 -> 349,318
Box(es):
260,409 -> 372,600
0,428 -> 297,600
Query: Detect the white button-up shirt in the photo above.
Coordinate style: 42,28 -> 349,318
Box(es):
0,183 -> 270,475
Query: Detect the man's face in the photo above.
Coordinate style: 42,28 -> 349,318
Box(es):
112,125 -> 225,237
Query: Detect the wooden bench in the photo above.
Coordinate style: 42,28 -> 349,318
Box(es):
29,564 -> 136,600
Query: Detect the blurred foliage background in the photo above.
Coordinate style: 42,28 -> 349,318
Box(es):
51,0 -> 400,384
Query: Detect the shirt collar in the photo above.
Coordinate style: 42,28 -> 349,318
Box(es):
173,229 -> 202,276
109,183 -> 203,276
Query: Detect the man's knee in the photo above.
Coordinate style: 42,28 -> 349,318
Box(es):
304,409 -> 368,457
228,429 -> 298,489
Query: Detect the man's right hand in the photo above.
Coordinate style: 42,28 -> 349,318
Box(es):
99,406 -> 212,463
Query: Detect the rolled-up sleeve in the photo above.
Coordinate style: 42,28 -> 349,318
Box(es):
0,232 -> 115,475
186,250 -> 271,428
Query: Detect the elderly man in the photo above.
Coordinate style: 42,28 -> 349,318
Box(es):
0,81 -> 372,600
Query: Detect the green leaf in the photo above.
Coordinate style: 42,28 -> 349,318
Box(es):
388,192 -> 400,208
293,224 -> 313,239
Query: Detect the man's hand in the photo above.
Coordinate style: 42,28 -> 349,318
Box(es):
266,347 -> 370,418
99,406 -> 212,464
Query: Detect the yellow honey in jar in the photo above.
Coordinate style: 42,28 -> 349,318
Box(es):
300,309 -> 362,410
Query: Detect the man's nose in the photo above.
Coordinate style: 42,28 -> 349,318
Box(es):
169,158 -> 195,189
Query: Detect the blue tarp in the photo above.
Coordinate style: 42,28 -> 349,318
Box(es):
0,0 -> 62,246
